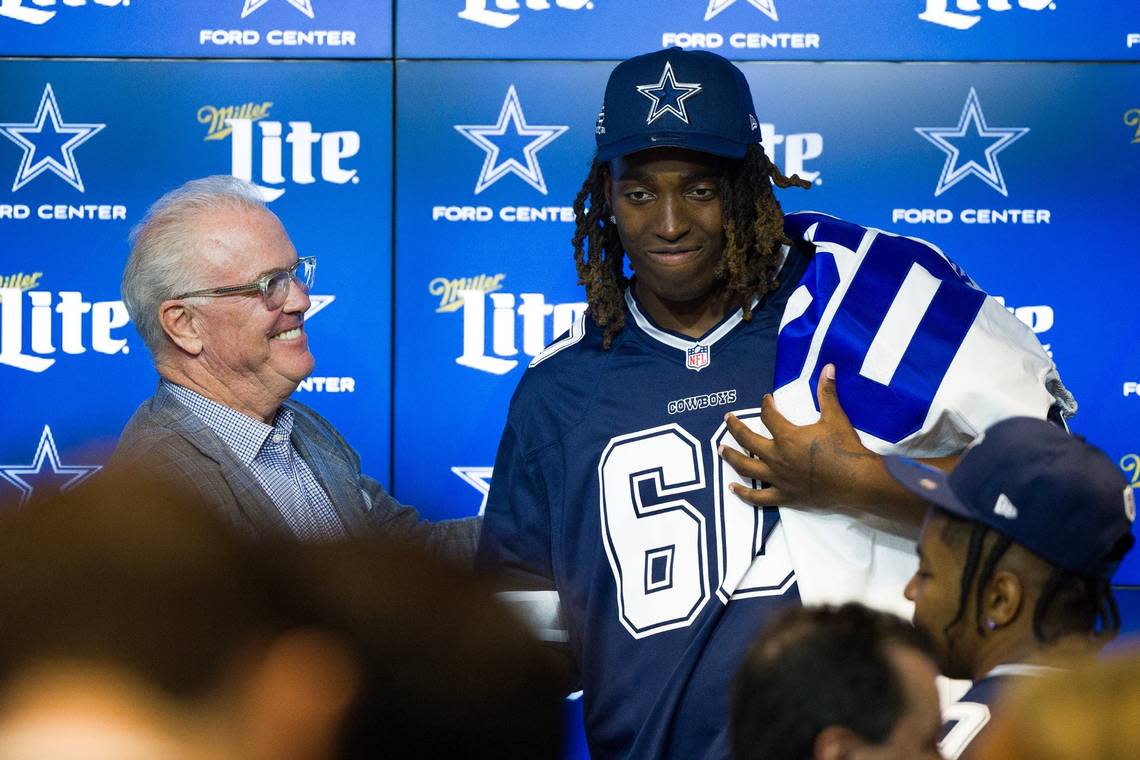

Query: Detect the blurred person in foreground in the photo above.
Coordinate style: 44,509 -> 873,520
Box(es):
0,471 -> 360,760
886,416 -> 1136,759
971,650 -> 1140,760
110,175 -> 476,558
0,472 -> 563,759
731,603 -> 943,760
285,537 -> 567,758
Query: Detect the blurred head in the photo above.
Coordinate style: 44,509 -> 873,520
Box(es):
973,651 -> 1140,760
732,603 -> 942,760
573,48 -> 809,347
282,538 -> 566,759
0,471 -> 284,699
0,470 -> 366,760
124,176 -> 314,419
890,418 -> 1135,679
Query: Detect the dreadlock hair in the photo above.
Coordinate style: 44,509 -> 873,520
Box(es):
939,511 -> 1122,646
571,143 -> 811,349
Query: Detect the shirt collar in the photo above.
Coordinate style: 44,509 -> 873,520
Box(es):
163,380 -> 291,465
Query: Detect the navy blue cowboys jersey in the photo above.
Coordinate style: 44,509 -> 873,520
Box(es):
477,242 -> 811,759
939,665 -> 1059,759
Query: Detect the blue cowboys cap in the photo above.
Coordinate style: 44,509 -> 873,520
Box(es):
595,47 -> 761,162
885,417 -> 1136,580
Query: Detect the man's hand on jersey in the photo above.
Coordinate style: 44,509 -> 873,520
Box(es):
718,363 -> 877,510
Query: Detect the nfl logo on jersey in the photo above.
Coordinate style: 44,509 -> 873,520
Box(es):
686,344 -> 710,372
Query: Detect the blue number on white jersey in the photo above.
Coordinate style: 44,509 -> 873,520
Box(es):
776,213 -> 986,443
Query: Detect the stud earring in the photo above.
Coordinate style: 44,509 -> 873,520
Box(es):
985,618 -> 998,631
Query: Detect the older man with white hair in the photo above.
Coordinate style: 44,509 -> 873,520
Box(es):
109,175 -> 477,557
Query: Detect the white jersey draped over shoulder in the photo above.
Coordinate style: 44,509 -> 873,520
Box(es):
767,212 -> 1071,618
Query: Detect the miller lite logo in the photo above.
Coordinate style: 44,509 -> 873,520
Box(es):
918,0 -> 1053,31
221,115 -> 361,202
1122,453 -> 1140,488
436,275 -> 586,376
0,288 -> 131,373
1125,108 -> 1140,144
457,0 -> 591,30
0,0 -> 128,26
686,343 -> 710,372
198,102 -> 272,141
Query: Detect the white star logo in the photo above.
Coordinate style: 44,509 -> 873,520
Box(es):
637,62 -> 703,126
450,466 -> 493,516
454,85 -> 568,195
0,83 -> 104,193
915,88 -> 1029,198
0,426 -> 101,506
704,0 -> 778,22
241,0 -> 314,19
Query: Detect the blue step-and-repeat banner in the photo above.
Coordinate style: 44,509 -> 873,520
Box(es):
2,1 -> 1139,754
0,59 -> 393,500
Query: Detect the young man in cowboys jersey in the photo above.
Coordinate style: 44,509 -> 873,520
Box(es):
887,417 -> 1135,759
476,48 -> 1069,758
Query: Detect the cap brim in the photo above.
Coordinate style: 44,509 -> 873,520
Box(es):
883,456 -> 974,520
596,132 -> 750,162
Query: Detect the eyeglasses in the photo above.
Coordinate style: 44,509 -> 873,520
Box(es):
173,256 -> 316,311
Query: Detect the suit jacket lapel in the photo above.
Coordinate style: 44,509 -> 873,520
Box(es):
152,384 -> 293,538
288,410 -> 372,538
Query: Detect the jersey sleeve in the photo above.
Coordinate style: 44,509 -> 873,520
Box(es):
939,699 -> 992,760
476,414 -> 556,588
916,293 -> 1070,452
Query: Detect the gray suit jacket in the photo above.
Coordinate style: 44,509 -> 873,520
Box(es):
107,383 -> 479,562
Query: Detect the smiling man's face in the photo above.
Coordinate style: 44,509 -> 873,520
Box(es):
187,205 -> 314,418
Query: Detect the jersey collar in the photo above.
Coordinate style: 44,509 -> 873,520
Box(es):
981,663 -> 1064,680
624,244 -> 791,354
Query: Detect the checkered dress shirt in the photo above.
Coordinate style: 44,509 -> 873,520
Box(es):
164,381 -> 346,540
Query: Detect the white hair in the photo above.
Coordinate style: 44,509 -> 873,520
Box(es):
122,175 -> 268,357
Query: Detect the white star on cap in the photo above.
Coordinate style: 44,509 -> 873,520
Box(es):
637,62 -> 703,126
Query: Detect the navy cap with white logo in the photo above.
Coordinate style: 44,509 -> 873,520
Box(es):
595,48 -> 761,162
885,417 -> 1136,580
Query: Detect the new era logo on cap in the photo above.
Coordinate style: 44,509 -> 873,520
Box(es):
993,493 -> 1018,520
